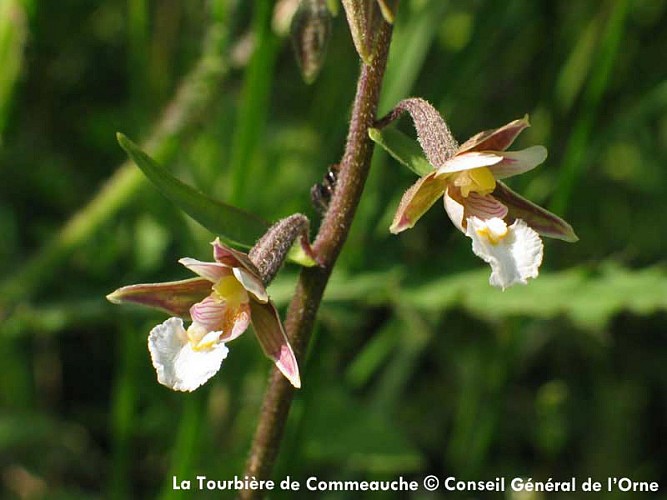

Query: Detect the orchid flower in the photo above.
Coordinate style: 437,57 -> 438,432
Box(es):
107,238 -> 300,391
387,98 -> 577,290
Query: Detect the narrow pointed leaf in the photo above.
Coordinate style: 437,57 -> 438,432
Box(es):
369,127 -> 433,176
117,133 -> 268,248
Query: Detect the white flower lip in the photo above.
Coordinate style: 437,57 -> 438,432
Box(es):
465,217 -> 544,290
148,317 -> 229,392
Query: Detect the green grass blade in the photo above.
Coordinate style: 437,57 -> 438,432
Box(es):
0,0 -> 28,142
159,392 -> 206,500
226,0 -> 279,205
549,0 -> 630,215
380,0 -> 449,110
0,21 -> 233,306
108,322 -> 144,499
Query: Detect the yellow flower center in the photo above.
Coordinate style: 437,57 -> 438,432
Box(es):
187,323 -> 219,351
212,274 -> 248,308
476,219 -> 509,245
453,167 -> 496,197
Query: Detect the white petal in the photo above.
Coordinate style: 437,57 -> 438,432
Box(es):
148,317 -> 229,392
435,151 -> 503,176
465,217 -> 543,290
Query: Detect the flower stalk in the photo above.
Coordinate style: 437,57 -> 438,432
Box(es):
240,19 -> 394,497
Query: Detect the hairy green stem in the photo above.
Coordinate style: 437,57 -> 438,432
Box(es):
240,21 -> 394,497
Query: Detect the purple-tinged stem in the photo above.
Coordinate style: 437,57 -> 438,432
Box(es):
239,20 -> 394,499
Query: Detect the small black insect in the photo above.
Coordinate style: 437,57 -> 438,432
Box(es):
310,163 -> 339,214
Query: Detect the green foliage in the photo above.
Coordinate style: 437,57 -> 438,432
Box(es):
1,0 -> 666,498
0,0 -> 28,142
401,263 -> 667,330
117,133 -> 268,248
368,127 -> 432,176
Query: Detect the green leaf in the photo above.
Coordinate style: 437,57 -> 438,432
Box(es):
369,127 -> 432,176
117,133 -> 268,248
401,263 -> 667,331
286,243 -> 317,268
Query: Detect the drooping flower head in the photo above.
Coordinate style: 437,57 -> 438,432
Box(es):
386,98 -> 577,289
107,238 -> 300,391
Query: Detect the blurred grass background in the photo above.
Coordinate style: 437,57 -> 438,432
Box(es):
1,0 -> 666,498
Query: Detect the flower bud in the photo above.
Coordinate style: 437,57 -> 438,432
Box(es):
291,0 -> 333,83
